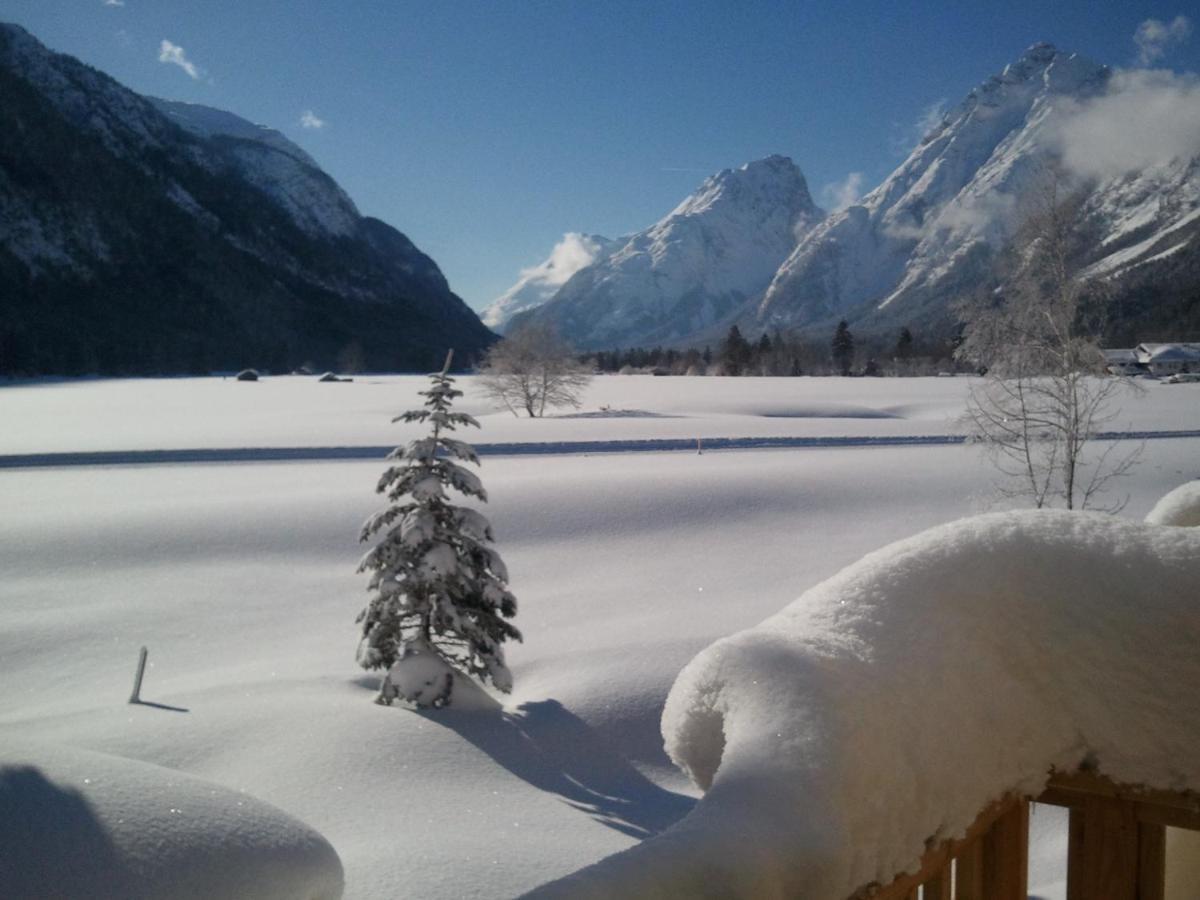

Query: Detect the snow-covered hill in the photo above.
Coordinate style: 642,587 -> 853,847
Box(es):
482,233 -> 617,332
516,156 -> 824,349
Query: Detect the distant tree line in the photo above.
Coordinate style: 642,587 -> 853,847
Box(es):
580,322 -> 964,377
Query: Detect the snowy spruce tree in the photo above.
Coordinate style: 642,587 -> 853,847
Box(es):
356,352 -> 520,708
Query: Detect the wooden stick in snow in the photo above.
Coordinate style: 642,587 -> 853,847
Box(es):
129,646 -> 148,704
441,349 -> 454,377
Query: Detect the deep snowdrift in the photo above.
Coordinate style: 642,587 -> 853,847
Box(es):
529,506 -> 1200,899
0,741 -> 343,900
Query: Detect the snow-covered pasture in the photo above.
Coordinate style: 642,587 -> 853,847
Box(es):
1,375 -> 1197,898
3,373 -> 1199,455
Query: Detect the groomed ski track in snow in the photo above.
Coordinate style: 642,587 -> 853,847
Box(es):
3,429 -> 1198,469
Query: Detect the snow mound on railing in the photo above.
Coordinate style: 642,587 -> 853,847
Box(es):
1145,480 -> 1200,527
525,503 -> 1200,900
0,742 -> 344,900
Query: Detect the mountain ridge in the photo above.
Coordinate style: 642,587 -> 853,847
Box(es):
509,155 -> 824,349
503,42 -> 1200,349
0,22 -> 494,375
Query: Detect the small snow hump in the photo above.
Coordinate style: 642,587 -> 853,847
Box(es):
1145,480 -> 1200,527
0,742 -> 344,900
377,639 -> 455,709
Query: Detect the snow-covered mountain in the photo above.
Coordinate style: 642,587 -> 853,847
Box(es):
506,44 -> 1200,349
0,22 -> 493,375
756,43 -> 1200,336
482,233 -> 617,332
757,44 -> 1099,329
516,155 -> 824,349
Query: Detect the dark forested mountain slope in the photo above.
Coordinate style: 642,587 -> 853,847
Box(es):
0,23 -> 494,375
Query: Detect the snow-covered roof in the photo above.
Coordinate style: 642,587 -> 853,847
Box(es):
1101,348 -> 1138,363
1136,343 -> 1200,362
1099,348 -> 1137,362
527,493 -> 1200,899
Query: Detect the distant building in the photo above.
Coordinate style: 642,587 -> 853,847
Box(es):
1136,343 -> 1200,376
1102,349 -> 1141,376
1102,343 -> 1200,376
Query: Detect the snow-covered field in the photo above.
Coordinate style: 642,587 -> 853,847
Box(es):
2,375 -> 1198,898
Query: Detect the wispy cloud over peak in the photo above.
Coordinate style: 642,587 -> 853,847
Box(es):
915,99 -> 949,139
300,110 -> 327,129
1135,15 -> 1192,66
158,40 -> 201,80
820,172 -> 865,212
103,0 -> 126,7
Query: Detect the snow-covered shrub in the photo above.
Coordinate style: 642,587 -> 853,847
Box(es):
1145,480 -> 1200,527
356,361 -> 520,707
528,502 -> 1200,899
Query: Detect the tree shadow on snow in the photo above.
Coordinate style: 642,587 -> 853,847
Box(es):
0,765 -> 130,897
422,699 -> 696,839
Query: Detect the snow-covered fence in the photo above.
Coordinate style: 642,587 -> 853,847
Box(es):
861,770 -> 1200,900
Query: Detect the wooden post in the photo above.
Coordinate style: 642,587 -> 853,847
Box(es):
1137,822 -> 1166,900
128,646 -> 148,704
956,840 -> 985,900
923,870 -> 951,900
1067,795 -> 1139,900
981,798 -> 1029,899
441,349 -> 454,376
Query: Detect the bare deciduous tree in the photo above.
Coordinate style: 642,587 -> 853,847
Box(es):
477,323 -> 592,417
956,167 -> 1142,511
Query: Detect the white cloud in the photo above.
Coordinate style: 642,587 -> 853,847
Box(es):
819,172 -> 865,212
158,39 -> 201,80
889,98 -> 951,156
519,232 -> 606,289
1055,68 -> 1200,180
299,110 -> 326,129
482,233 -> 611,328
103,0 -> 125,7
915,99 -> 949,139
1134,15 -> 1192,66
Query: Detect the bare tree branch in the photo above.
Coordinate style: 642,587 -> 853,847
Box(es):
476,323 -> 593,418
956,164 -> 1143,511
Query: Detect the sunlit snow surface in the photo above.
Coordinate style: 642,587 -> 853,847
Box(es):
1,375 -> 1198,898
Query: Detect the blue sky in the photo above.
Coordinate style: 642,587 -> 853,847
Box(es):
4,1 -> 1198,311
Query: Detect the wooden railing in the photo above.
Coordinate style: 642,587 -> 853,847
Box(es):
855,771 -> 1200,900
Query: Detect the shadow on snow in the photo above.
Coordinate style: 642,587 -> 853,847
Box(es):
421,698 -> 695,839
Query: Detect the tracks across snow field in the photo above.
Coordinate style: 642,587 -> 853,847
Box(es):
2,429 -> 1199,469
